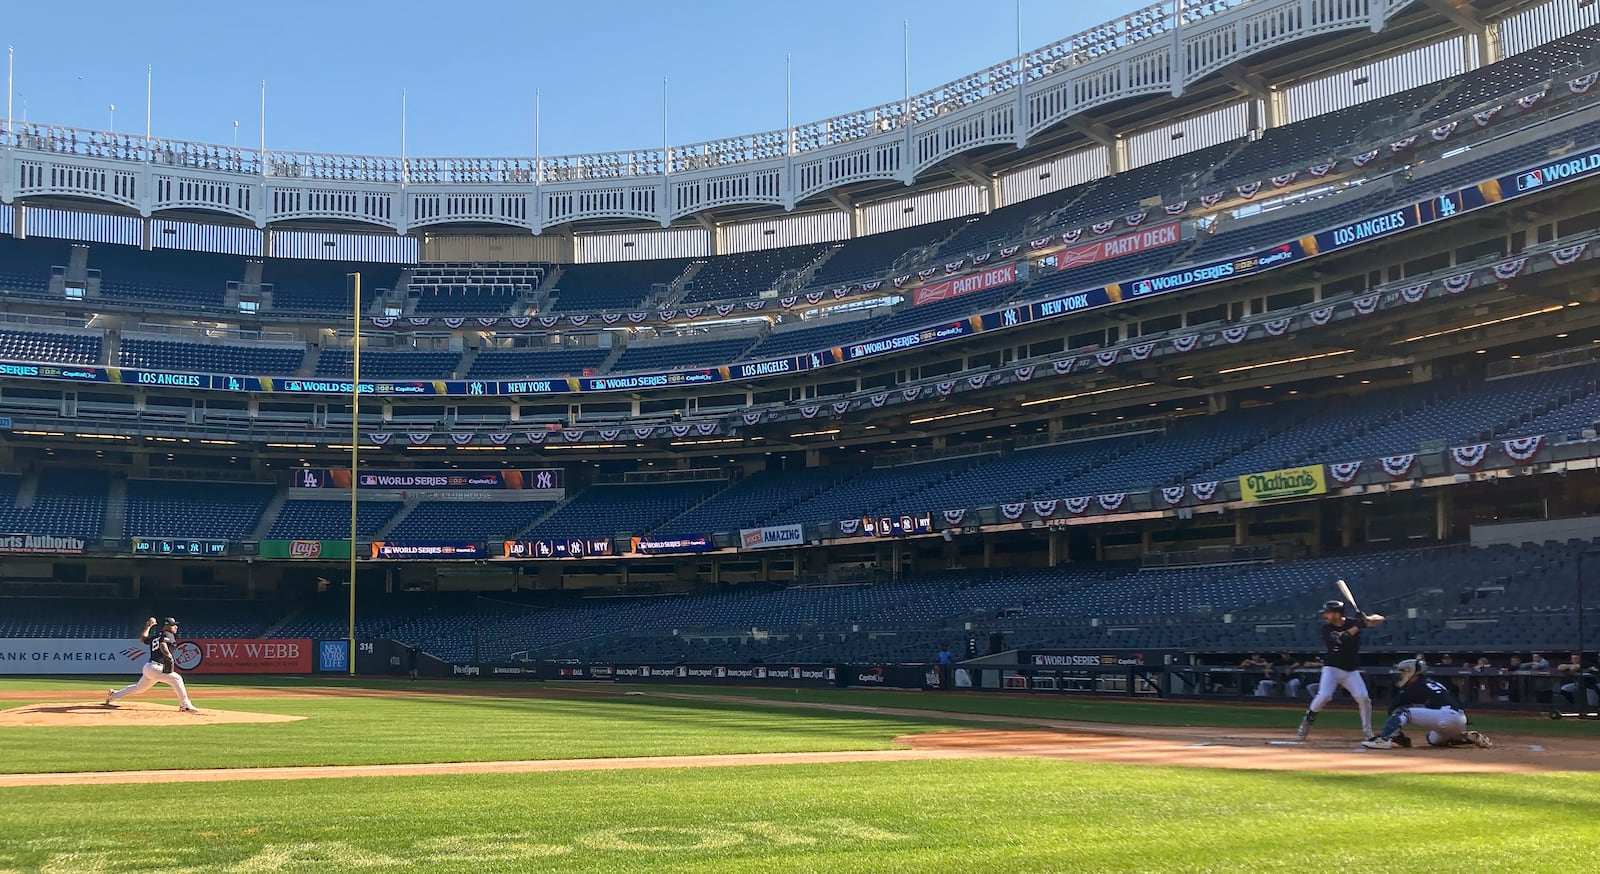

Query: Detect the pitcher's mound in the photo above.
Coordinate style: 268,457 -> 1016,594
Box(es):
0,701 -> 305,727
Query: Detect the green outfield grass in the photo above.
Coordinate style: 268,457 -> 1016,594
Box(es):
0,679 -> 976,774
4,678 -> 1599,872
3,760 -> 1598,873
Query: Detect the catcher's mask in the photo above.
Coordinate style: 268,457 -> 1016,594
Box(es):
1394,658 -> 1427,686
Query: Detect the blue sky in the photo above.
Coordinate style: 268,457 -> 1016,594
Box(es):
4,0 -> 1143,159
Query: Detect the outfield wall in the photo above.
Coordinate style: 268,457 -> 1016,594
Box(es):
0,638 -> 319,675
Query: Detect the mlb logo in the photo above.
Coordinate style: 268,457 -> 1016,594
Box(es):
1133,279 -> 1154,295
715,667 -> 727,678
1516,170 -> 1543,191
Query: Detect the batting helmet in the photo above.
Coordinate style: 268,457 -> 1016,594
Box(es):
1394,658 -> 1427,686
1320,599 -> 1346,615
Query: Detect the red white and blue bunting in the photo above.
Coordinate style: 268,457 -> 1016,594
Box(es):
1191,481 -> 1220,502
1097,493 -> 1126,512
1380,453 -> 1417,478
1329,461 -> 1362,485
1491,257 -> 1528,280
1551,243 -> 1589,266
1450,443 -> 1490,470
1502,435 -> 1544,462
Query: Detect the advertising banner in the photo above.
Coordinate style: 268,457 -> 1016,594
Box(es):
604,663 -> 837,686
1020,651 -> 1157,668
0,534 -> 88,555
841,664 -> 939,689
1238,465 -> 1328,502
504,538 -> 614,559
258,539 -> 353,560
293,469 -> 562,490
316,640 -> 350,673
631,535 -> 714,555
844,319 -> 981,361
912,263 -> 1018,306
858,514 -> 933,537
739,525 -> 806,550
0,638 -> 144,674
579,369 -> 722,392
131,538 -> 228,557
370,541 -> 485,560
1051,223 -> 1182,270
171,638 -> 314,674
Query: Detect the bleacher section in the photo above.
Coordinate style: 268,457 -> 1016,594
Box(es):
545,259 -> 691,312
0,235 -> 69,294
407,263 -> 547,315
466,346 -> 610,378
0,328 -> 102,365
268,499 -> 403,540
119,337 -> 304,376
0,471 -> 107,539
679,245 -> 828,303
385,501 -> 557,541
608,336 -> 755,373
771,457 -> 983,526
262,258 -> 402,312
123,480 -> 274,540
524,482 -> 724,538
90,245 -> 243,307
808,218 -> 965,289
660,468 -> 853,535
315,348 -> 460,379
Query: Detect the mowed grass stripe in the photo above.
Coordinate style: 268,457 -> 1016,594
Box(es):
0,687 -> 979,775
1,759 -> 1597,873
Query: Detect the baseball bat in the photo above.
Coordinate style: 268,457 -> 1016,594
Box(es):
1335,579 -> 1361,615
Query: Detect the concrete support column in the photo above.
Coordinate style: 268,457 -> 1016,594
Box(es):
1436,489 -> 1452,542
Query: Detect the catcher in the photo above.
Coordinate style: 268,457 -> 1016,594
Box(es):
1363,658 -> 1492,749
104,616 -> 198,712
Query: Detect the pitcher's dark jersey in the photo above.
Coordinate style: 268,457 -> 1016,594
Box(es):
148,631 -> 176,672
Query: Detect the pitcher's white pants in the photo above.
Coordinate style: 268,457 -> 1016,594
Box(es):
1309,666 -> 1373,736
109,662 -> 193,708
1389,706 -> 1468,745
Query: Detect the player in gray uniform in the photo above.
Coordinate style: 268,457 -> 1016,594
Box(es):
105,617 -> 198,712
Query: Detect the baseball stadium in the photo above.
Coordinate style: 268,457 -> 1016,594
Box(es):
4,0 -> 1600,869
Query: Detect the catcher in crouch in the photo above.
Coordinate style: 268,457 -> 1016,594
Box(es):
1363,658 -> 1493,750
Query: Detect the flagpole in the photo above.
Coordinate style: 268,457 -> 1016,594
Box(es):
400,88 -> 407,185
662,77 -> 669,176
786,53 -> 793,157
5,46 -> 11,144
1016,0 -> 1022,58
145,64 -> 152,149
534,88 -> 542,184
260,80 -> 267,177
348,271 -> 361,677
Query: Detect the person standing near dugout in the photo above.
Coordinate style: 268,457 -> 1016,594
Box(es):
1297,599 -> 1383,741
105,617 -> 198,712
